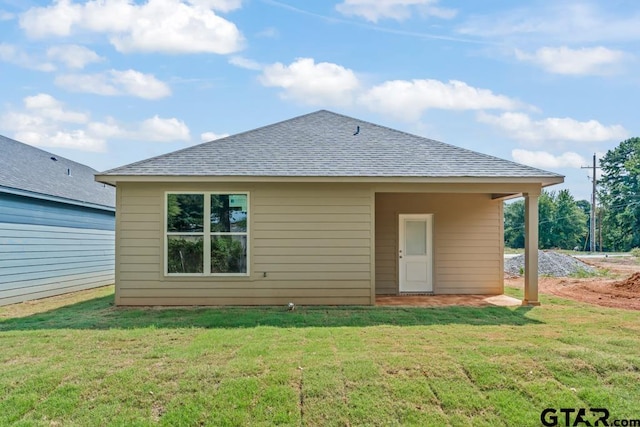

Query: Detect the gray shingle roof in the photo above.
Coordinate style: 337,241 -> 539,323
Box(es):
99,110 -> 563,181
0,135 -> 115,209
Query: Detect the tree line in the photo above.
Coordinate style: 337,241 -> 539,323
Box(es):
505,137 -> 640,252
504,189 -> 588,250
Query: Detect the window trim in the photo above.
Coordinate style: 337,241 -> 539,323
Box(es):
164,191 -> 250,277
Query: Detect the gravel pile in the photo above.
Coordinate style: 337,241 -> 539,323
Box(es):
504,250 -> 597,277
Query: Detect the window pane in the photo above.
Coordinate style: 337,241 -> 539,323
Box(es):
211,235 -> 247,273
168,236 -> 203,273
406,220 -> 427,255
167,194 -> 204,232
229,194 -> 248,232
211,194 -> 247,232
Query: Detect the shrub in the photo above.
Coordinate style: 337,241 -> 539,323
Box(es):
631,247 -> 640,258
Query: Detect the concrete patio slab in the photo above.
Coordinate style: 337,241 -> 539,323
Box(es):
376,294 -> 522,308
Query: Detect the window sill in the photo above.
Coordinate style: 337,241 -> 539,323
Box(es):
164,274 -> 251,279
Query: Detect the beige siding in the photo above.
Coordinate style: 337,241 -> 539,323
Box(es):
115,182 -> 374,305
375,193 -> 503,295
116,181 -> 509,305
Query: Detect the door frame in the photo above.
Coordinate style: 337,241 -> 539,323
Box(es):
398,213 -> 434,293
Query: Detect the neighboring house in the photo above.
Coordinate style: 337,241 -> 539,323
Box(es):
0,135 -> 115,306
96,110 -> 563,306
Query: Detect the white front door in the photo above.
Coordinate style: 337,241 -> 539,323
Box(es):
399,214 -> 433,293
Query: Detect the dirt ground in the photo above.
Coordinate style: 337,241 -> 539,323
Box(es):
505,257 -> 640,310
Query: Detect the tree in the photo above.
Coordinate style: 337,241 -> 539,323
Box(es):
553,189 -> 588,249
503,190 -> 589,250
599,137 -> 640,251
504,200 -> 525,248
167,194 -> 204,232
538,191 -> 557,249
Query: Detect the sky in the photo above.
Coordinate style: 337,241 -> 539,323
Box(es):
1,0 -> 638,201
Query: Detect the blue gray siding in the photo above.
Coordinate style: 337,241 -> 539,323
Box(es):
0,193 -> 114,230
0,193 -> 115,306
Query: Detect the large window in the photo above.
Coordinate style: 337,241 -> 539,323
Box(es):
166,193 -> 248,275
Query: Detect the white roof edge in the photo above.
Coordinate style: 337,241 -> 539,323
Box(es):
96,174 -> 564,186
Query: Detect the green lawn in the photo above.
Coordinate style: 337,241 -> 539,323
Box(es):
1,286 -> 639,427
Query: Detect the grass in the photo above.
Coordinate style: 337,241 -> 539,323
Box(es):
1,286 -> 639,426
568,267 -> 613,279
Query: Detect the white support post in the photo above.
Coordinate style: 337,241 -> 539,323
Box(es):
523,192 -> 540,306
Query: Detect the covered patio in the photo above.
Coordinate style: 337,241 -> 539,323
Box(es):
374,188 -> 543,306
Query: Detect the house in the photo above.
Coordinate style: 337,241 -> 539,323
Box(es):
96,110 -> 563,306
0,135 -> 115,306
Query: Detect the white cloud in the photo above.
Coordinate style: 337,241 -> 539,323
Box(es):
259,58 -> 360,106
110,70 -> 172,99
86,119 -> 126,139
86,115 -> 191,142
258,58 -> 524,119
55,69 -> 171,99
512,149 -> 586,169
14,129 -> 105,151
47,44 -> 103,69
229,56 -> 262,70
188,0 -> 243,12
201,131 -> 229,141
336,0 -> 456,22
458,2 -> 640,43
138,116 -> 190,141
0,43 -> 55,71
0,43 -> 102,72
1,96 -> 105,152
0,93 -> 193,152
20,0 -> 82,38
361,79 -> 521,121
24,93 -> 89,123
515,46 -> 627,76
478,112 -> 628,143
20,0 -> 244,54
0,94 -> 104,151
109,2 -> 243,54
55,73 -> 119,96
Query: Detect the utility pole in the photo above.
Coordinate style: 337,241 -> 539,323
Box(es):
599,208 -> 603,253
581,154 -> 598,252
